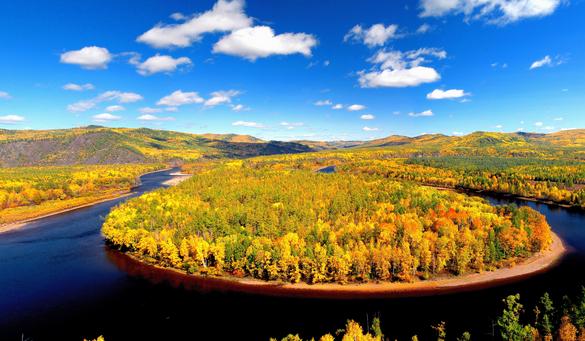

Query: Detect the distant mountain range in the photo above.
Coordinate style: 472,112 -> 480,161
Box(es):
0,126 -> 583,166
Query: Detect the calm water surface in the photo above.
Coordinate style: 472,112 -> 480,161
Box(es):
1,169 -> 584,340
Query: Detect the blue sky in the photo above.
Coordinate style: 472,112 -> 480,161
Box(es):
0,0 -> 583,141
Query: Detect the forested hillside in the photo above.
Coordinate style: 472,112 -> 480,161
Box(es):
0,127 -> 312,167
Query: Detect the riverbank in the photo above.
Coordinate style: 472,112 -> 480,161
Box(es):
112,231 -> 565,299
0,168 -> 176,235
422,183 -> 581,210
162,172 -> 192,186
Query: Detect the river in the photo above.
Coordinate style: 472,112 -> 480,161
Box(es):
1,169 -> 584,340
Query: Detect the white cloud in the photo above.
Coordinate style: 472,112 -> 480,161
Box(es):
347,104 -> 366,111
135,54 -> 192,75
360,67 -> 440,88
60,46 -> 112,69
416,23 -> 432,34
137,114 -> 175,121
157,90 -> 204,106
358,48 -> 444,88
105,105 -> 125,112
204,90 -> 240,107
213,26 -> 317,61
0,115 -> 25,124
419,0 -> 561,24
93,113 -> 121,123
280,121 -> 304,130
0,91 -> 11,99
554,117 -> 563,121
452,131 -> 464,136
232,120 -> 265,128
67,91 -> 143,113
139,107 -> 163,114
544,126 -> 555,131
426,88 -> 469,100
63,83 -> 94,91
408,109 -> 434,117
314,99 -> 332,106
534,121 -> 544,126
137,0 -> 252,48
529,55 -> 565,70
360,114 -> 375,120
495,124 -> 503,129
331,104 -> 344,110
362,126 -> 379,131
231,104 -> 249,112
344,23 -> 399,47
170,12 -> 187,21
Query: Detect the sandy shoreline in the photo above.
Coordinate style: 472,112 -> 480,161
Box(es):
162,172 -> 192,186
112,232 -> 566,299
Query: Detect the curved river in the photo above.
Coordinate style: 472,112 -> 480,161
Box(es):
1,169 -> 585,340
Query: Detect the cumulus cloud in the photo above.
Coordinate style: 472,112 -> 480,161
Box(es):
0,115 -> 25,124
67,91 -> 143,113
213,26 -> 317,61
280,121 -> 304,130
60,46 -> 112,69
358,48 -> 445,88
362,126 -> 379,131
426,88 -> 469,100
157,90 -> 204,106
534,121 -> 544,126
137,0 -> 252,48
135,54 -> 192,75
332,104 -> 344,110
63,83 -> 94,91
360,114 -> 375,120
105,105 -> 125,112
0,91 -> 11,99
204,90 -> 240,107
93,113 -> 121,123
419,0 -> 561,24
347,104 -> 366,111
137,114 -> 175,121
408,109 -> 434,117
314,99 -> 332,106
452,131 -> 464,136
344,23 -> 399,47
232,120 -> 265,128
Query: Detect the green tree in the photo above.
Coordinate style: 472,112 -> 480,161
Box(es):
497,294 -> 533,341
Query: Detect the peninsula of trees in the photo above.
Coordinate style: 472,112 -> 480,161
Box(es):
103,158 -> 553,285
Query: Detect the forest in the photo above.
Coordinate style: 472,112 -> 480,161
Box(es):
243,151 -> 585,208
103,160 -> 552,284
0,164 -> 163,225
272,288 -> 585,341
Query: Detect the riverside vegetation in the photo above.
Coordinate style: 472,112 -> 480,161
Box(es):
272,288 -> 585,341
102,157 -> 553,285
0,164 -> 163,226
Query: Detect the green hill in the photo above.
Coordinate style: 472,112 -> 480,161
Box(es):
0,127 -> 312,167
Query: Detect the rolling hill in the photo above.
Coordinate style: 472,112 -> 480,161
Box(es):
1,127 -> 583,167
0,127 -> 312,167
